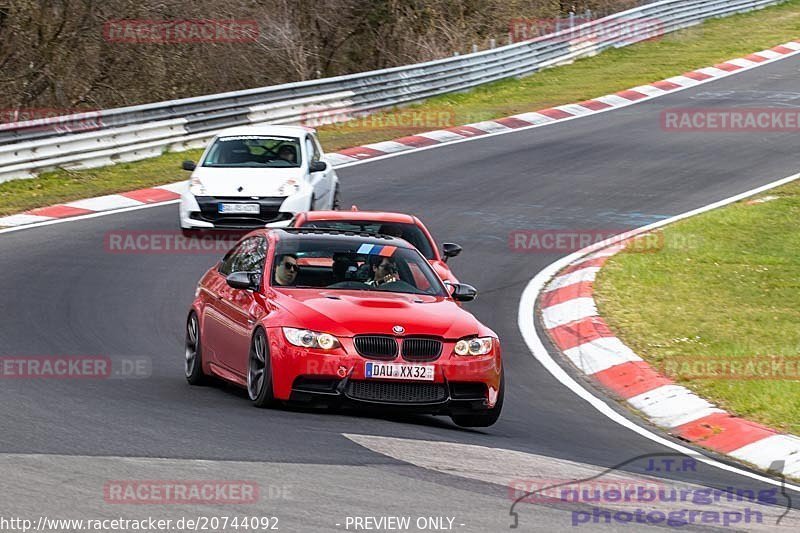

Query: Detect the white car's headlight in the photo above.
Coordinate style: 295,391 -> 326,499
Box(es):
454,336 -> 494,356
189,176 -> 207,196
278,179 -> 301,196
283,327 -> 340,350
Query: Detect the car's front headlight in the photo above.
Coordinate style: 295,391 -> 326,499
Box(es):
189,176 -> 207,196
454,336 -> 494,356
283,327 -> 340,350
278,179 -> 301,196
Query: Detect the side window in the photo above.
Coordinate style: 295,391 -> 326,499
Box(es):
218,247 -> 240,276
306,136 -> 321,162
218,238 -> 267,276
234,237 -> 267,274
311,134 -> 324,157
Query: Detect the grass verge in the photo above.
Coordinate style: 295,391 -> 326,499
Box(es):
594,181 -> 800,434
2,1 -> 800,217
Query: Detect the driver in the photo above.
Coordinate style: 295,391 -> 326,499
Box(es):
276,145 -> 297,164
366,256 -> 399,286
274,254 -> 298,286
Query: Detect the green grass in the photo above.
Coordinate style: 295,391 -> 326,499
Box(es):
3,1 -> 800,217
594,181 -> 800,434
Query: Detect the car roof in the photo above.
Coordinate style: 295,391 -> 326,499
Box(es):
269,228 -> 415,249
301,210 -> 418,225
214,124 -> 315,138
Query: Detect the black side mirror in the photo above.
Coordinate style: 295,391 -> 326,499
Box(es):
226,271 -> 259,291
309,160 -> 327,172
182,160 -> 196,171
450,283 -> 477,302
442,242 -> 462,263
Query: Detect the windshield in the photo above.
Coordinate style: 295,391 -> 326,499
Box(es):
298,220 -> 436,259
272,237 -> 447,296
202,135 -> 302,168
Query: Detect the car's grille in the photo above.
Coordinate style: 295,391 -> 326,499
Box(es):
192,196 -> 289,226
401,338 -> 443,362
354,336 -> 398,360
346,381 -> 448,404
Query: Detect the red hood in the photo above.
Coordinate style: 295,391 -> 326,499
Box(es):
272,289 -> 485,339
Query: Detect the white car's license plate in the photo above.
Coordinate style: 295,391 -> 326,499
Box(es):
218,203 -> 260,214
365,362 -> 434,381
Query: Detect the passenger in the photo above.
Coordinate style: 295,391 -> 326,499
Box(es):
366,256 -> 399,286
276,145 -> 297,164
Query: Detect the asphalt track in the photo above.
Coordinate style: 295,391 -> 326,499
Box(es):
2,54 -> 800,531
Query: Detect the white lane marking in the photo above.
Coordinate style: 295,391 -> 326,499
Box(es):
467,120 -> 512,133
630,85 -> 668,97
0,200 -> 181,234
3,43 -> 800,236
416,130 -> 467,143
753,50 -> 782,60
695,67 -> 730,78
0,214 -> 54,226
155,181 -> 186,194
510,112 -> 555,124
730,435 -> 800,478
594,94 -> 636,107
554,104 -> 594,116
326,153 -> 360,165
726,58 -> 759,69
541,297 -> 597,329
518,170 -> 800,492
361,140 -> 412,153
663,75 -> 702,87
65,194 -> 143,211
545,266 -> 600,292
627,385 -> 724,428
563,337 -> 642,375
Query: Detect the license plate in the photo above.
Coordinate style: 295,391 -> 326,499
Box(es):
365,362 -> 434,381
218,203 -> 259,214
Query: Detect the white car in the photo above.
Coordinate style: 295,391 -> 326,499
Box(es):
179,125 -> 340,233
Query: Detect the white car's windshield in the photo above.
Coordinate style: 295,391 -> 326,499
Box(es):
202,135 -> 302,168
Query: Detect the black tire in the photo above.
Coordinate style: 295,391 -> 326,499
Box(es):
451,371 -> 504,428
331,184 -> 341,210
247,329 -> 275,408
185,312 -> 207,385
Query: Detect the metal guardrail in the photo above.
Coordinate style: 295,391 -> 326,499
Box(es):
0,0 -> 784,183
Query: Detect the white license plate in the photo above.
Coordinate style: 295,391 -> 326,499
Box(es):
365,362 -> 434,381
218,203 -> 260,214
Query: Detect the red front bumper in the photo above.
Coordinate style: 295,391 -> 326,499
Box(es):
266,328 -> 502,411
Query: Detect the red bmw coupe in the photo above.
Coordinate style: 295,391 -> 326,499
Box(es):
185,228 -> 503,427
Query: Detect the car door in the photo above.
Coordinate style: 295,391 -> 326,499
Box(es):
214,237 -> 268,377
306,134 -> 331,208
201,244 -> 243,367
